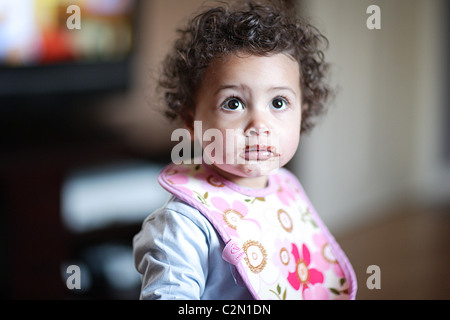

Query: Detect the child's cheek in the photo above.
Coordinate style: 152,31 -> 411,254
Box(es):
280,133 -> 300,165
224,134 -> 243,166
199,128 -> 244,165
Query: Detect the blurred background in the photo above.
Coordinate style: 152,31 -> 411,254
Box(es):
0,0 -> 448,299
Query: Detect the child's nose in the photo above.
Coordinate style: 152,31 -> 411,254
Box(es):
244,109 -> 270,136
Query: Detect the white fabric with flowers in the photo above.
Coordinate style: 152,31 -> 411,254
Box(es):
158,162 -> 357,300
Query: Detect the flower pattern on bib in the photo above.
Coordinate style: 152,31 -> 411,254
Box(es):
287,244 -> 324,296
158,163 -> 356,300
243,240 -> 267,274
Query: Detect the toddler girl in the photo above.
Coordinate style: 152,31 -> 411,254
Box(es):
133,0 -> 357,300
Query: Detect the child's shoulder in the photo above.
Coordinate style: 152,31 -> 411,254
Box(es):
145,195 -> 215,237
159,161 -> 205,179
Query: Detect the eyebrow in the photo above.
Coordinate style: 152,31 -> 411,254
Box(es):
214,85 -> 243,95
270,86 -> 297,96
215,84 -> 297,96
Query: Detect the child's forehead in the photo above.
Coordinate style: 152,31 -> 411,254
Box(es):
204,52 -> 301,86
197,53 -> 302,96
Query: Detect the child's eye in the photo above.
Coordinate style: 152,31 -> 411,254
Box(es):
271,97 -> 288,110
221,98 -> 244,111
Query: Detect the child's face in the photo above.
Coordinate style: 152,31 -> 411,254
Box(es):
193,52 -> 302,188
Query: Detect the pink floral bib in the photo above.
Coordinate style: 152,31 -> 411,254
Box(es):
158,163 -> 357,300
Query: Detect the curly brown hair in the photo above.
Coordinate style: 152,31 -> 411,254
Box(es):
158,0 -> 330,133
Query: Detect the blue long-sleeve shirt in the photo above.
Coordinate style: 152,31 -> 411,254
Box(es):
133,196 -> 253,300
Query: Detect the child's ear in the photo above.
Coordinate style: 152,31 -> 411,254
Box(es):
184,121 -> 194,140
181,112 -> 195,140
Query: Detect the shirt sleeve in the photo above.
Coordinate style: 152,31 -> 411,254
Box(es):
133,198 -> 212,300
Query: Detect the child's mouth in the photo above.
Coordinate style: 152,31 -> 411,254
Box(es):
242,145 -> 280,161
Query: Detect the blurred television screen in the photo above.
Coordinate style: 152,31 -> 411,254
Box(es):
0,0 -> 137,97
0,0 -> 135,66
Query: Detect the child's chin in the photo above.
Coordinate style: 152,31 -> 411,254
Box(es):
219,161 -> 280,178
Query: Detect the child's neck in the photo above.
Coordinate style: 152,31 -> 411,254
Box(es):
210,165 -> 269,189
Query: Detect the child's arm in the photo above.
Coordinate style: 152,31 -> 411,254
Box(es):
133,203 -> 211,300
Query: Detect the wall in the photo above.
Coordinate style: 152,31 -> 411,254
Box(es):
410,0 -> 450,206
293,0 -> 449,234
